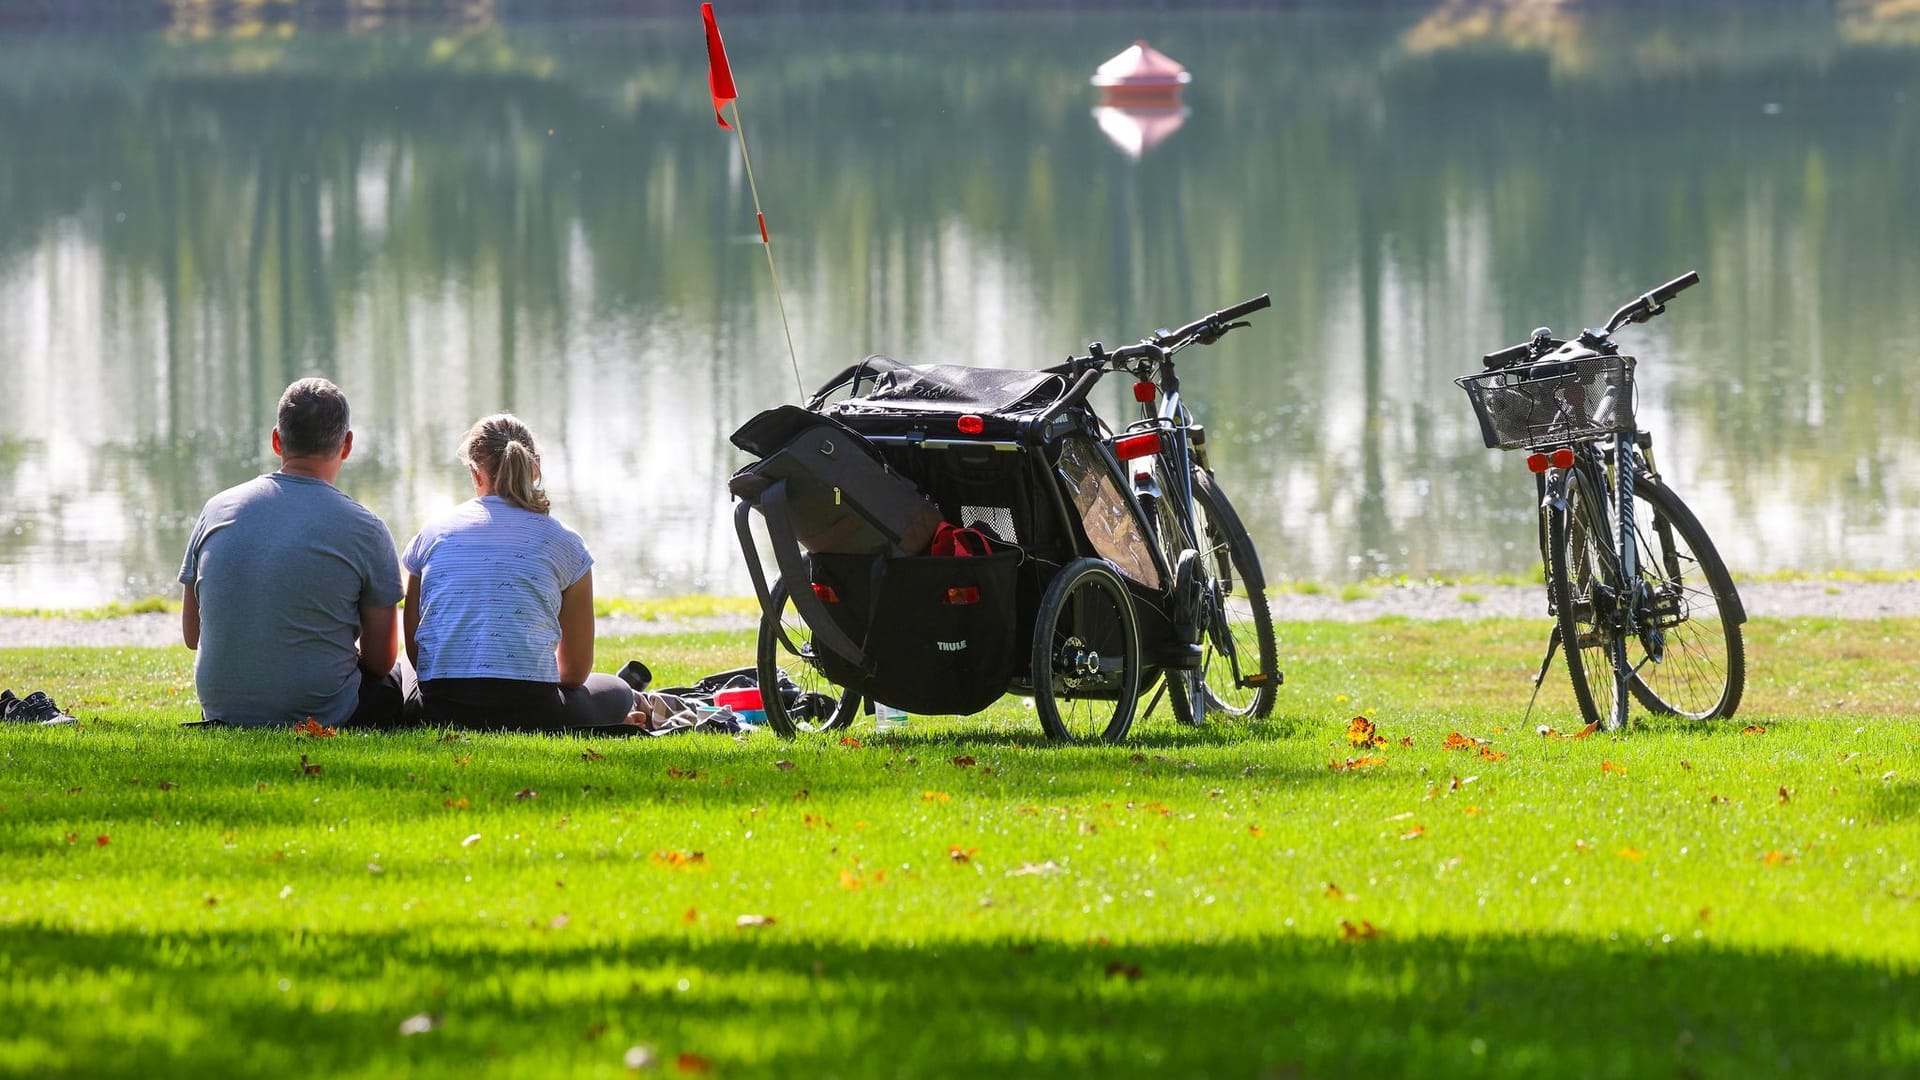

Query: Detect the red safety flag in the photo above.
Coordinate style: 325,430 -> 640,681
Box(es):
702,3 -> 737,130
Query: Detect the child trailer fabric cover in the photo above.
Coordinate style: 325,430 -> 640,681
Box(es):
731,404 -> 1022,715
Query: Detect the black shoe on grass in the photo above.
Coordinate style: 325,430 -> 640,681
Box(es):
6,690 -> 75,726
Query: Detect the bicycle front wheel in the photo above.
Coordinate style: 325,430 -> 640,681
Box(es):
1167,469 -> 1279,725
1550,466 -> 1630,731
1623,478 -> 1746,720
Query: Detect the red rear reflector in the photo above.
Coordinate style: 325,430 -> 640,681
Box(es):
1114,431 -> 1162,461
811,583 -> 840,604
1132,381 -> 1156,403
1550,448 -> 1576,469
943,586 -> 980,605
1526,452 -> 1550,473
957,414 -> 985,435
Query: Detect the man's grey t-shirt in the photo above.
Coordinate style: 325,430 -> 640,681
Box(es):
178,473 -> 403,728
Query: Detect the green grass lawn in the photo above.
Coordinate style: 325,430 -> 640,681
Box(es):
3,618 -> 1918,1079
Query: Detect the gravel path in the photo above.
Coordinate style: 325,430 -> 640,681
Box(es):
3,581 -> 1917,649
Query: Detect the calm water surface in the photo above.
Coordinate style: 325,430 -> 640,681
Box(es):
1,8 -> 1917,606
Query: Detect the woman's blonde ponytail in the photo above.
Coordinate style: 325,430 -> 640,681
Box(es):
459,414 -> 551,514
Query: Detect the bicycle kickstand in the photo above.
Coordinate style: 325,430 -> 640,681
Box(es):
1521,623 -> 1562,728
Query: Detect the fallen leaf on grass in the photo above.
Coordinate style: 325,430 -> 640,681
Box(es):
294,717 -> 337,739
801,813 -> 833,831
838,736 -> 864,749
1778,786 -> 1792,805
1248,825 -> 1266,838
582,1021 -> 608,1042
581,748 -> 606,763
922,790 -> 952,803
1323,882 -> 1353,900
651,850 -> 707,870
445,798 -> 469,810
1104,960 -> 1142,981
949,845 -> 977,864
774,759 -> 795,771
1008,861 -> 1064,877
1463,806 -> 1482,816
515,788 -> 537,800
1763,850 -> 1795,867
1443,732 -> 1476,751
1345,716 -> 1389,749
666,766 -> 702,781
1618,847 -> 1644,860
1401,824 -> 1427,840
1741,724 -> 1766,735
675,1051 -> 713,1075
1602,760 -> 1627,775
952,755 -> 977,767
1399,736 -> 1414,748
156,781 -> 177,791
1571,722 -> 1599,739
1328,757 -> 1386,772
681,907 -> 699,924
735,914 -> 776,928
1339,919 -> 1380,941
1478,746 -> 1508,762
298,754 -> 322,777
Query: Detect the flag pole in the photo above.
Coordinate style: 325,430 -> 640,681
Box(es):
724,99 -> 804,398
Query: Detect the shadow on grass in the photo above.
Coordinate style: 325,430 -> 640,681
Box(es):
2,923 -> 1913,1079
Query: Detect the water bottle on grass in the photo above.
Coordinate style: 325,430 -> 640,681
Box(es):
874,702 -> 909,734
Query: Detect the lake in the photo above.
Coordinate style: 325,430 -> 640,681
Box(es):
1,5 -> 1916,607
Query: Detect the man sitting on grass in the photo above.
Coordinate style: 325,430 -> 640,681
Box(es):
178,377 -> 407,728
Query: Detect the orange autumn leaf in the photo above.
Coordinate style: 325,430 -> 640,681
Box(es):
1323,882 -> 1346,899
294,717 -> 337,739
666,766 -> 702,780
1248,825 -> 1266,838
1339,919 -> 1381,941
581,748 -> 606,763
948,845 -> 977,864
1601,760 -> 1627,775
299,754 -> 322,776
801,813 -> 833,830
650,850 -> 708,870
681,907 -> 700,924
1618,847 -> 1644,860
1401,824 -> 1427,840
838,869 -> 865,890
922,790 -> 952,803
1345,716 -> 1388,749
675,1051 -> 714,1075
95,835 -> 110,847
1778,786 -> 1792,804
1443,732 -> 1474,751
1741,725 -> 1767,736
838,736 -> 864,749
951,755 -> 977,768
1327,756 -> 1387,772
1477,746 -> 1508,762
1763,850 -> 1795,867
1571,722 -> 1600,739
735,914 -> 776,928
1463,806 -> 1482,816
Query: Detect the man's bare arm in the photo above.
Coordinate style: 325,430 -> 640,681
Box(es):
181,583 -> 200,650
359,601 -> 402,676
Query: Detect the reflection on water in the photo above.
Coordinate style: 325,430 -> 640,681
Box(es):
0,8 -> 1917,607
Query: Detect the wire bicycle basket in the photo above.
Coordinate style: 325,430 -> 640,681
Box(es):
1455,354 -> 1636,451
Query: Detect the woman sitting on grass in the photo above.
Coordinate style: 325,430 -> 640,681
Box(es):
402,414 -> 638,732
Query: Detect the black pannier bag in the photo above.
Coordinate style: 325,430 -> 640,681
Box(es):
730,404 -> 1021,713
807,548 -> 1021,716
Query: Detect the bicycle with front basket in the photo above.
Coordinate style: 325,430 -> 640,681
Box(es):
1456,271 -> 1746,731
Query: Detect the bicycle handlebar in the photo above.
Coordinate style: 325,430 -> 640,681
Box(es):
1605,270 -> 1700,332
1154,294 -> 1272,349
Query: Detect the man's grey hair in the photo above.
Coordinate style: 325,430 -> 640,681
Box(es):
276,378 -> 351,456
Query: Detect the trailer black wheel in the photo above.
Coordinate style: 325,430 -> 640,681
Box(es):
1031,558 -> 1140,743
756,577 -> 863,738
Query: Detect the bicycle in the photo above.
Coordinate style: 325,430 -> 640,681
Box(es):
1051,295 -> 1282,727
1456,271 -> 1747,731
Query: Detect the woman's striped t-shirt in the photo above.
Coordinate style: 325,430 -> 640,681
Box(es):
401,496 -> 593,683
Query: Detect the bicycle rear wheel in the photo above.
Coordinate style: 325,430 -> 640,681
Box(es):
1623,478 -> 1746,720
1167,469 -> 1279,725
755,578 -> 863,738
1550,466 -> 1630,731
